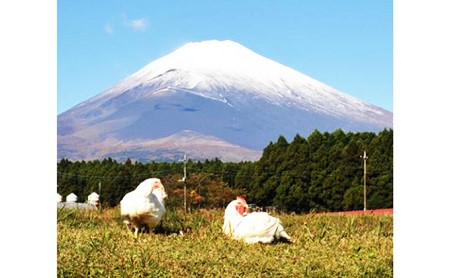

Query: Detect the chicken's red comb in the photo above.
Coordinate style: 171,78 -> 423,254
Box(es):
152,180 -> 162,188
236,196 -> 247,203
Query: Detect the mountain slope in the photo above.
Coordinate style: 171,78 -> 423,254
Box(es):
58,40 -> 392,162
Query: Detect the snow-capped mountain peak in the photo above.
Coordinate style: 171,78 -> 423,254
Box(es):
89,40 -> 382,119
58,40 -> 392,162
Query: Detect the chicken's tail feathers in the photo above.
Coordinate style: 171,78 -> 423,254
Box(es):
279,230 -> 291,240
274,223 -> 292,243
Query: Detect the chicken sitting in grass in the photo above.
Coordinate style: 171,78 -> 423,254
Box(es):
222,196 -> 291,244
120,178 -> 167,237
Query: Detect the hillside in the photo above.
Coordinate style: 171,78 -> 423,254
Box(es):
58,40 -> 392,162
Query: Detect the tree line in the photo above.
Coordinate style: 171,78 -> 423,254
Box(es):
57,128 -> 393,213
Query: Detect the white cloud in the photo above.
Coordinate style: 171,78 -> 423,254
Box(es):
129,18 -> 148,31
122,15 -> 149,31
105,22 -> 113,34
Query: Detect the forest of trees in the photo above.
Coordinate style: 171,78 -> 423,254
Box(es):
57,128 -> 393,213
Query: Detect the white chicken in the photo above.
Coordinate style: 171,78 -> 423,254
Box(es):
222,196 -> 291,244
120,178 -> 167,237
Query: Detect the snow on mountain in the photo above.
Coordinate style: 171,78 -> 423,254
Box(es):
76,40 -> 384,119
58,40 -> 392,162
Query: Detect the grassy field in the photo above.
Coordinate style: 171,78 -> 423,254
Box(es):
57,207 -> 393,277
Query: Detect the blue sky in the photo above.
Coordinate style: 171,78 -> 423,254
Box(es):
58,0 -> 393,114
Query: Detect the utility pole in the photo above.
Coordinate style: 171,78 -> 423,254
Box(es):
98,181 -> 102,211
361,151 -> 368,211
181,154 -> 187,213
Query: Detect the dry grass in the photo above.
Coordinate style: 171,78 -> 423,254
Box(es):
57,207 -> 393,277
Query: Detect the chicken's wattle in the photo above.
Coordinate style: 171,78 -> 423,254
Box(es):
236,204 -> 246,215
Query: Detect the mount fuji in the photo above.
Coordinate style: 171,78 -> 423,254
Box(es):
57,40 -> 392,162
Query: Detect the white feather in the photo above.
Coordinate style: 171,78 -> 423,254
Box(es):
120,178 -> 167,236
223,198 -> 291,244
